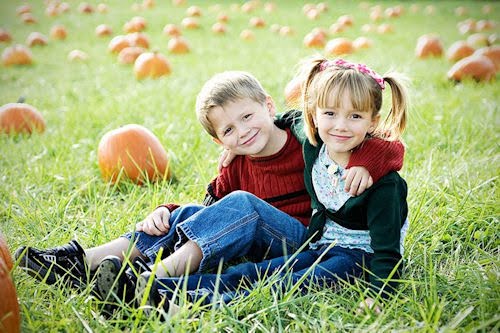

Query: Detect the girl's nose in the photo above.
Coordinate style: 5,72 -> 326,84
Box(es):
334,118 -> 348,130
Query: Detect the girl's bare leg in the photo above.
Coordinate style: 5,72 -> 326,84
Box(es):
85,238 -> 144,270
154,240 -> 203,277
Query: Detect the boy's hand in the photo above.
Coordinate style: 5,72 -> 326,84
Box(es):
357,297 -> 382,315
218,149 -> 237,170
136,206 -> 171,236
342,166 -> 373,196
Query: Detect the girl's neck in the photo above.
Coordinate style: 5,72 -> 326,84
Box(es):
326,148 -> 351,167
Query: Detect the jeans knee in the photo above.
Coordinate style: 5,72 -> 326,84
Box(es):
226,190 -> 258,206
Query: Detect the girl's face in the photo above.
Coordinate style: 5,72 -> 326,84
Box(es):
314,93 -> 379,164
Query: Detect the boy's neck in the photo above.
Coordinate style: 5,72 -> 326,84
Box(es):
251,126 -> 288,158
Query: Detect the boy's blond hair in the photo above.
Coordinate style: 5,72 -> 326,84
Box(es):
196,71 -> 268,138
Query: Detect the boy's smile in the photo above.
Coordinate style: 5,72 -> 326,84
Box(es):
209,97 -> 287,157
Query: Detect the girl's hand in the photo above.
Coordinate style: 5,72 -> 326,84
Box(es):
342,166 -> 373,196
218,149 -> 237,170
136,206 -> 171,236
357,297 -> 382,315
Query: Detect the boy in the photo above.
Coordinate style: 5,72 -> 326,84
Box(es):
16,71 -> 403,305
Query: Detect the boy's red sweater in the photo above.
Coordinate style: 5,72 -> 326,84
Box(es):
163,128 -> 404,227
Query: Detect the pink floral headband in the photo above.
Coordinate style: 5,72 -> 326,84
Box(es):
319,58 -> 385,90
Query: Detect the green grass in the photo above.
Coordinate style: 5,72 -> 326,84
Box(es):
1,0 -> 499,331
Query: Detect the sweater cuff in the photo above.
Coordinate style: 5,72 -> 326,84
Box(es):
157,203 -> 180,212
347,139 -> 405,183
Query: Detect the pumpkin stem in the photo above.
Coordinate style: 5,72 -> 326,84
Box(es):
17,96 -> 25,103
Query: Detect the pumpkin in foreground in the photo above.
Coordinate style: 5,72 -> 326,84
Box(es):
0,102 -> 46,135
0,233 -> 20,333
97,124 -> 170,184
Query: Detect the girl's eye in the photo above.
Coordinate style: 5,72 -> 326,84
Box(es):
223,127 -> 232,136
324,111 -> 335,117
351,114 -> 363,119
243,113 -> 252,120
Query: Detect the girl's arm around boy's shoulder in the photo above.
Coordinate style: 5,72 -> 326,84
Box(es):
347,138 -> 405,183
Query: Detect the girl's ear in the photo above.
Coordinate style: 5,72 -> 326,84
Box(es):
266,95 -> 276,117
369,114 -> 381,133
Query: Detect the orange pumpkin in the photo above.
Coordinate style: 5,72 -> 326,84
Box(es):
353,36 -> 373,49
186,5 -> 202,17
97,124 -> 170,184
118,46 -> 145,65
96,3 -> 109,13
217,13 -> 229,23
303,31 -> 325,48
16,4 -> 31,16
163,24 -> 181,37
416,35 -> 444,58
20,13 -> 37,24
0,234 -> 13,271
325,37 -> 354,55
446,41 -> 475,62
466,33 -> 489,48
95,24 -> 113,37
50,24 -> 67,40
0,102 -> 46,135
0,29 -> 12,43
0,233 -> 20,333
284,76 -> 303,108
127,32 -> 150,49
279,26 -> 294,36
249,17 -> 266,28
212,22 -> 227,34
108,35 -> 131,53
134,51 -> 171,79
447,55 -> 496,82
167,36 -> 190,54
124,16 -> 147,33
2,44 -> 33,66
337,15 -> 354,27
78,2 -> 94,14
26,32 -> 48,47
474,46 -> 500,70
67,49 -> 88,62
181,17 -> 199,29
240,29 -> 255,41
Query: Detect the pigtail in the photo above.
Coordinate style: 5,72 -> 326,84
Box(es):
376,73 -> 409,141
299,55 -> 326,146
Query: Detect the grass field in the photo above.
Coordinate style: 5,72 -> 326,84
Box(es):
1,0 -> 499,331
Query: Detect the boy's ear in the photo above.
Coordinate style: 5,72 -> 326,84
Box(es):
265,95 -> 276,116
212,137 -> 222,145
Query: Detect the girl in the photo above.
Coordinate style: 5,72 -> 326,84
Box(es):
134,57 -> 409,315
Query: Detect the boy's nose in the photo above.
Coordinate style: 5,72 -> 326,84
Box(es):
236,124 -> 251,138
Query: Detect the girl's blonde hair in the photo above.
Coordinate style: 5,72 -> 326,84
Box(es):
300,56 -> 408,146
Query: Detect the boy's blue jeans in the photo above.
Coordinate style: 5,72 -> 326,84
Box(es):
123,191 -> 308,271
154,245 -> 372,306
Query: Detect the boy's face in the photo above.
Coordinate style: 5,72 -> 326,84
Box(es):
209,96 -> 277,157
